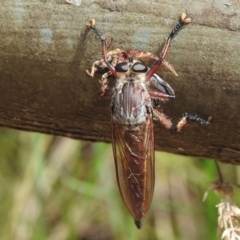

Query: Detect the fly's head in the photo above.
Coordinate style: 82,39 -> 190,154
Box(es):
114,59 -> 149,84
86,17 -> 179,98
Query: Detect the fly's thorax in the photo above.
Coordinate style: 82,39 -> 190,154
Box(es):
111,81 -> 151,125
110,59 -> 152,124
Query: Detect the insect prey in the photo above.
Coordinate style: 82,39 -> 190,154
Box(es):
86,14 -> 210,229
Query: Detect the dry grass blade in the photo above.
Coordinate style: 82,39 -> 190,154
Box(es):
203,161 -> 240,240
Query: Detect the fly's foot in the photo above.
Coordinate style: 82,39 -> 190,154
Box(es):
183,113 -> 211,125
180,13 -> 191,24
175,113 -> 211,131
169,13 -> 191,40
86,19 -> 96,28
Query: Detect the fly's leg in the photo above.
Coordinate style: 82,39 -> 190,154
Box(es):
146,13 -> 191,81
99,71 -> 113,97
149,89 -> 175,128
147,14 -> 210,130
149,91 -> 175,100
153,109 -> 173,129
153,109 -> 211,131
86,60 -> 100,77
86,19 -> 117,77
173,113 -> 211,131
150,88 -> 210,130
86,19 -> 114,97
86,38 -> 114,78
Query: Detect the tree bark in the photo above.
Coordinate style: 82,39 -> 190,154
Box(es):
1,0 -> 240,164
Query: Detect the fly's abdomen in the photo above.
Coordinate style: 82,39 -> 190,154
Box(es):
111,92 -> 154,227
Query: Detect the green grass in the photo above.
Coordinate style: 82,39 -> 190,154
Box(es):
0,128 -> 238,240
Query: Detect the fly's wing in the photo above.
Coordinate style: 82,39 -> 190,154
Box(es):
148,73 -> 175,108
150,73 -> 175,97
111,113 -> 155,224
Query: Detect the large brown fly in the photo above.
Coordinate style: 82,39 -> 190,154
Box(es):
86,14 -> 210,229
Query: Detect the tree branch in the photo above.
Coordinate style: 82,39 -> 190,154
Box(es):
0,1 -> 240,163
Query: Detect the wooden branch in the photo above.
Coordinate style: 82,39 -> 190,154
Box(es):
0,1 -> 240,164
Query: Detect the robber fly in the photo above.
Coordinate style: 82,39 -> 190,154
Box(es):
86,14 -> 210,228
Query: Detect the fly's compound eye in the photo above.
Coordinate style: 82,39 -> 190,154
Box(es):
132,62 -> 148,73
115,62 -> 128,72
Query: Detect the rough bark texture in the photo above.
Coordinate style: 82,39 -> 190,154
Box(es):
0,0 -> 240,164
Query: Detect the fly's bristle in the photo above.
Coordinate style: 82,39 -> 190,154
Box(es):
134,219 -> 143,229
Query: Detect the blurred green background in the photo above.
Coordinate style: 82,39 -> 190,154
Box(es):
0,127 -> 239,240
